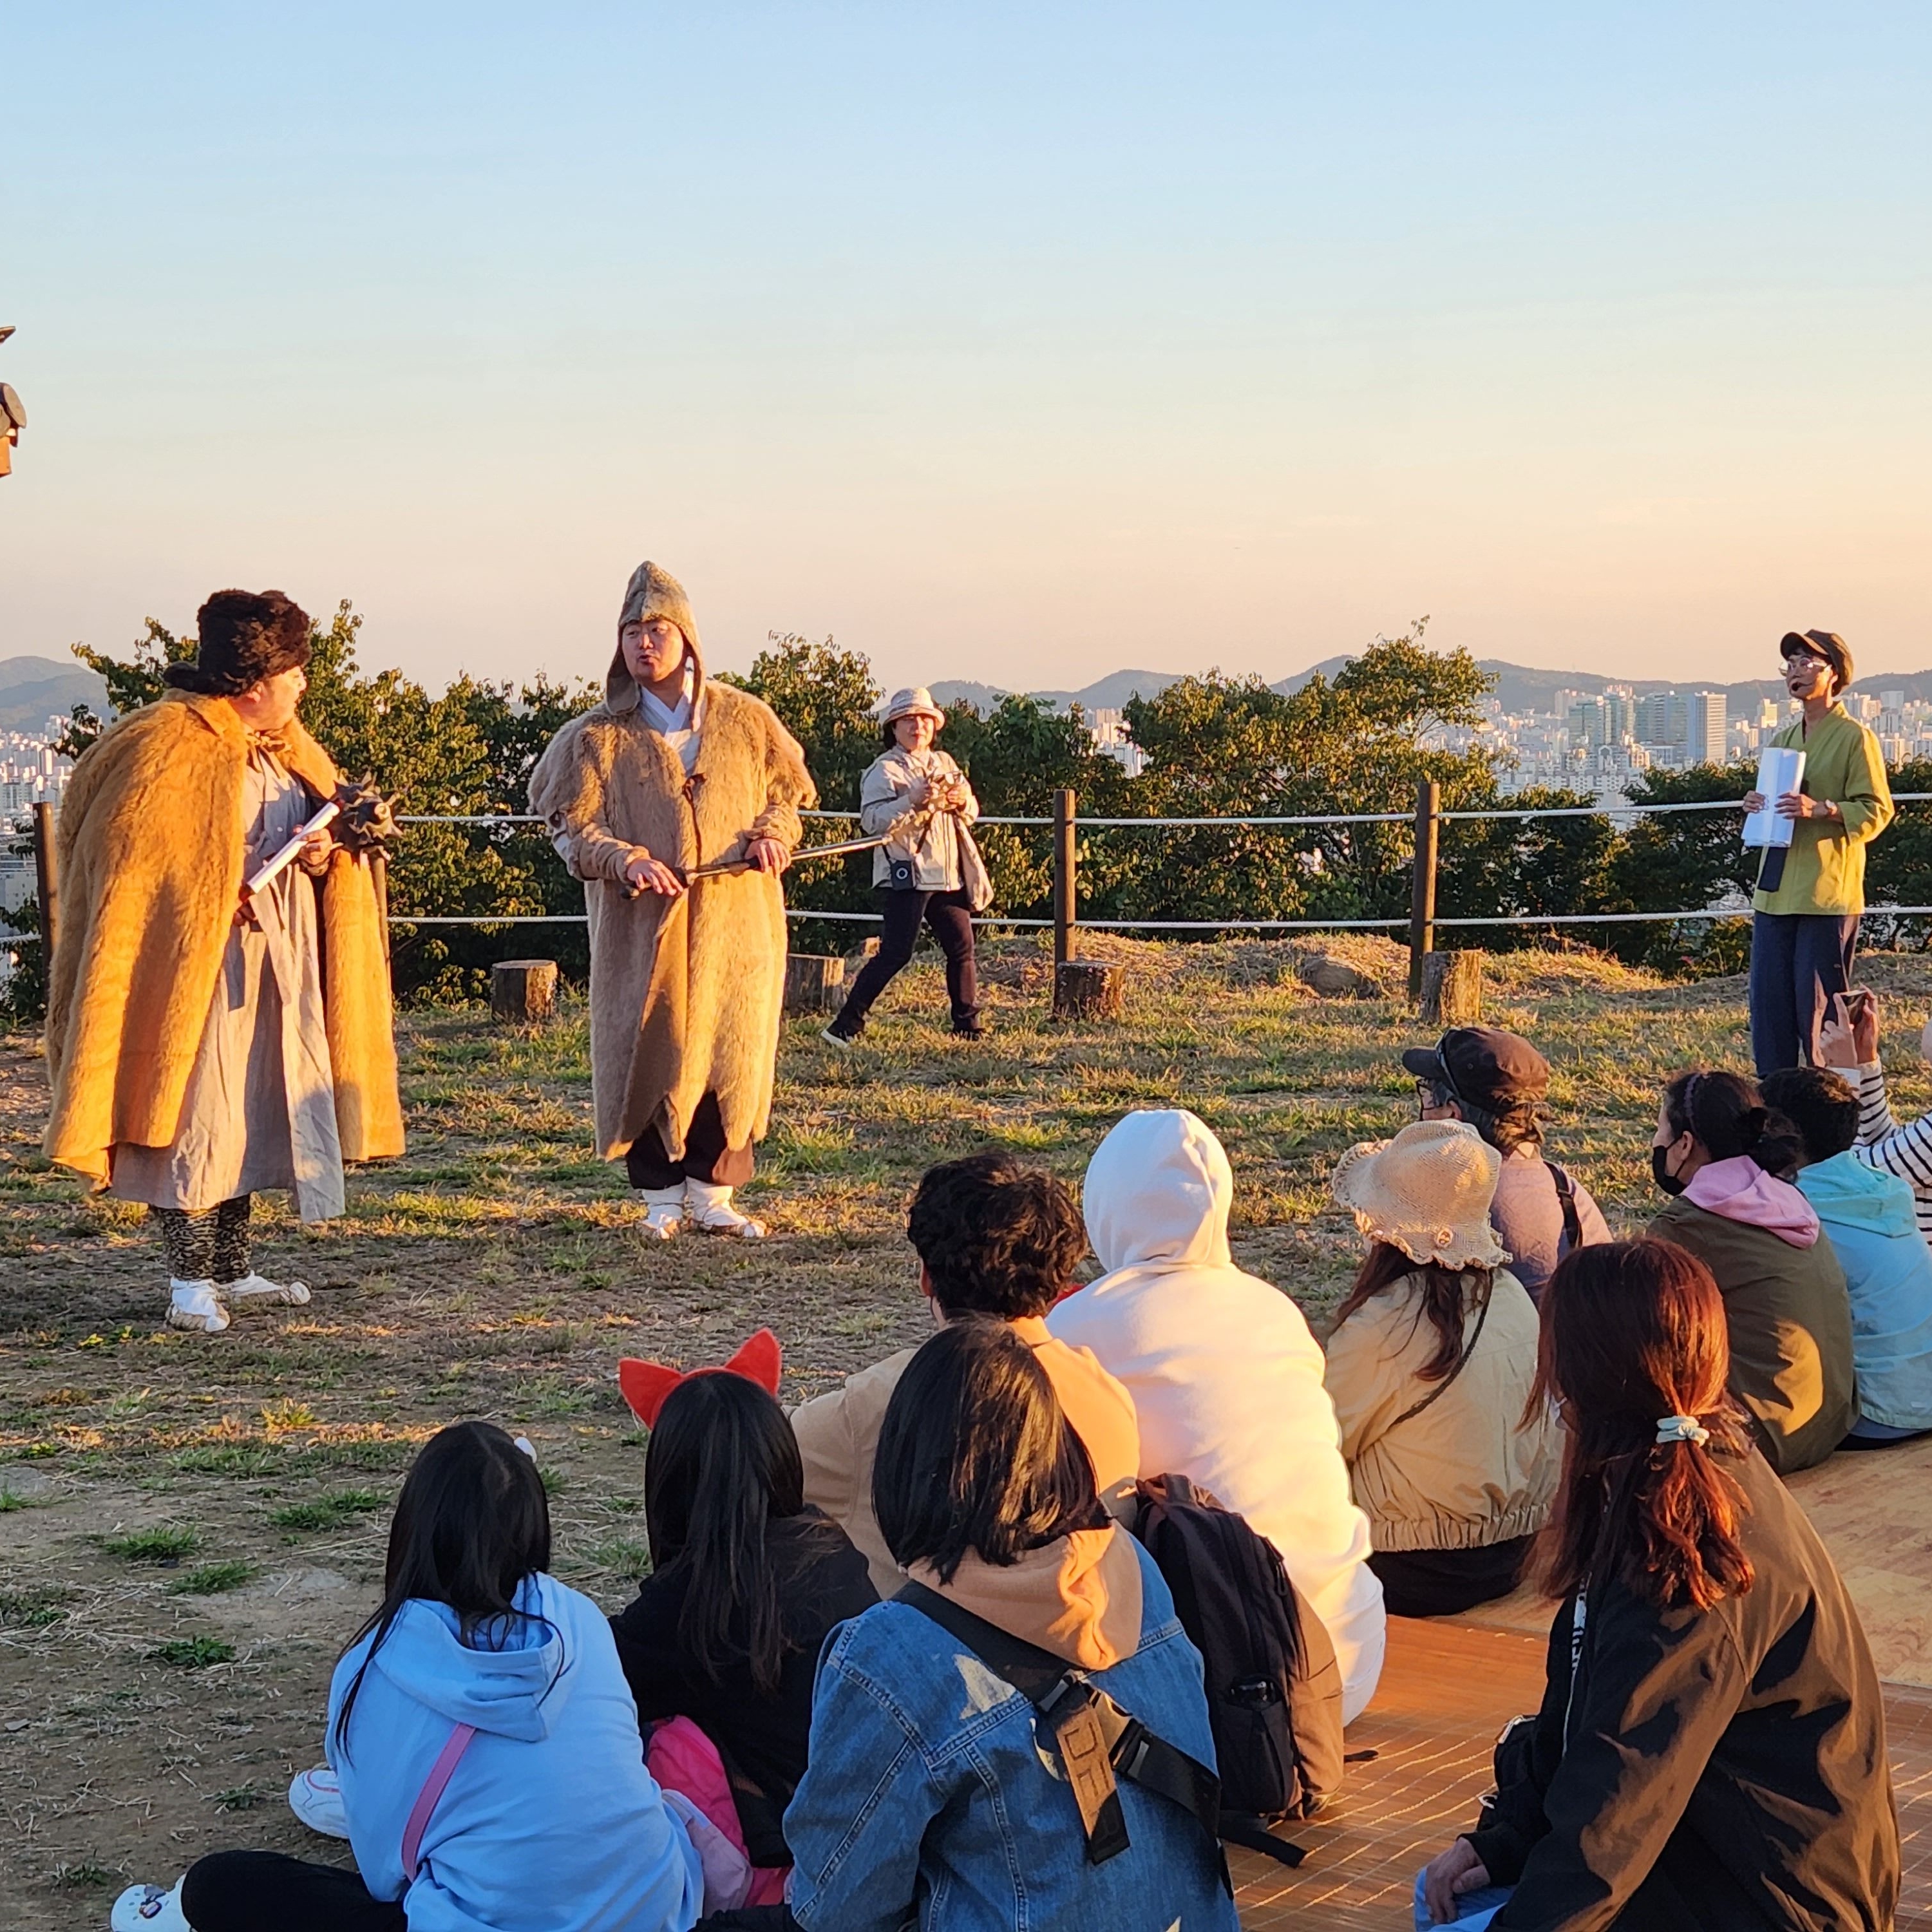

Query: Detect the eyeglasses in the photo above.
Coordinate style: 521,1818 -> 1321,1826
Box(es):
1784,652 -> 1829,674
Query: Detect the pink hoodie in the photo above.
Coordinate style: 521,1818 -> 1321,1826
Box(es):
1683,1155 -> 1821,1248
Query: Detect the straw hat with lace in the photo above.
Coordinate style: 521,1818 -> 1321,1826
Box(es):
1331,1119 -> 1508,1271
884,686 -> 947,730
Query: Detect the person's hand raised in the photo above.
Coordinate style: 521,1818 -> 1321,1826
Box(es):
1819,991 -> 1880,1068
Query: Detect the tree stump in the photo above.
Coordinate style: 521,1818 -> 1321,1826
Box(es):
491,958 -> 558,1025
1054,960 -> 1125,1020
784,953 -> 846,1016
1418,949 -> 1484,1027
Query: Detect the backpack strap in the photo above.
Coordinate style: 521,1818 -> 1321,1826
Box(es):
1383,1281 -> 1493,1433
1544,1160 -> 1582,1255
401,1721 -> 477,1882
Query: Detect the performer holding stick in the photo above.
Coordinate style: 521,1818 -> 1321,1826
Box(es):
43,591 -> 404,1332
1742,629 -> 1893,1074
531,561 -> 815,1240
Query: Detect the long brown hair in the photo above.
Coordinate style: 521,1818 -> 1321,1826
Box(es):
1332,1241 -> 1492,1383
1531,1238 -> 1754,1613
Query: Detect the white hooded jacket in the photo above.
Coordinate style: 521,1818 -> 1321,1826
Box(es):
1049,1109 -> 1386,1723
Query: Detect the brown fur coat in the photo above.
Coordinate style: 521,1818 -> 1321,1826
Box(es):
529,649 -> 814,1162
43,690 -> 405,1182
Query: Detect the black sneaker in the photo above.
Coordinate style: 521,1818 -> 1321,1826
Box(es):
820,1025 -> 859,1051
952,1022 -> 989,1041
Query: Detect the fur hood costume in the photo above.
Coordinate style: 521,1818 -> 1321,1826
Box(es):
44,690 -> 404,1182
529,563 -> 815,1163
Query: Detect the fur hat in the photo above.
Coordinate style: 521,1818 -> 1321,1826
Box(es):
1331,1119 -> 1508,1271
884,686 -> 947,730
618,561 -> 701,656
1781,629 -> 1854,694
166,589 -> 312,698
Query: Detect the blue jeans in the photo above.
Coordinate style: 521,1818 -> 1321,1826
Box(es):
1748,911 -> 1858,1074
1413,1868 -> 1512,1929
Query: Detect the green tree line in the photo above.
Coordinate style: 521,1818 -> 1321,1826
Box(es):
7,605 -> 1929,1016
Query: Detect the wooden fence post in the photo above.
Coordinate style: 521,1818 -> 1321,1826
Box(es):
1408,777 -> 1439,1001
31,801 -> 58,972
1052,788 -> 1077,967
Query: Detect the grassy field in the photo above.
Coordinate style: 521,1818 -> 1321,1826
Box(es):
3,933 -> 1927,1927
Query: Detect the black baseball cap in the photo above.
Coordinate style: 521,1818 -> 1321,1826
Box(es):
1401,1027 -> 1549,1110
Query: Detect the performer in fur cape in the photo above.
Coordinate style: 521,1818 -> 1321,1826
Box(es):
530,561 -> 814,1238
44,590 -> 404,1334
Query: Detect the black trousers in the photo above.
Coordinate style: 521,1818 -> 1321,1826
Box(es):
1748,910 -> 1859,1074
832,888 -> 980,1034
1367,1535 -> 1533,1618
182,1850 -> 404,1932
625,1091 -> 755,1191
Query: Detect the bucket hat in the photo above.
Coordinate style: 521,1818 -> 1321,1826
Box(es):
884,686 -> 947,730
1331,1119 -> 1508,1271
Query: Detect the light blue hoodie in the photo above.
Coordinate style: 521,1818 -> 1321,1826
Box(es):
325,1572 -> 703,1932
1795,1152 -> 1932,1432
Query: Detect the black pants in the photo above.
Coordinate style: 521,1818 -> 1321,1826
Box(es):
625,1091 -> 754,1191
182,1850 -> 404,1932
1749,910 -> 1859,1074
832,888 -> 980,1035
153,1196 -> 252,1282
1368,1535 -> 1533,1618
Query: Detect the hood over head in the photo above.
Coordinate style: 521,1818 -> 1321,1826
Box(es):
1682,1154 -> 1821,1249
366,1574 -> 573,1743
607,560 -> 705,712
1084,1108 -> 1235,1276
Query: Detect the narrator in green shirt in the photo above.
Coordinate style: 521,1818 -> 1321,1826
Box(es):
1752,705 -> 1894,917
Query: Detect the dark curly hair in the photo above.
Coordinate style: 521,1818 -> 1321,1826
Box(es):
1757,1068 -> 1861,1166
906,1151 -> 1088,1320
166,588 -> 312,697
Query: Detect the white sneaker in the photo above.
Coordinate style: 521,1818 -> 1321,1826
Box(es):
166,1281 -> 229,1336
637,1186 -> 685,1240
685,1180 -> 767,1239
223,1272 -> 311,1307
289,1763 -> 350,1838
111,1879 -> 191,1930
819,1025 -> 858,1051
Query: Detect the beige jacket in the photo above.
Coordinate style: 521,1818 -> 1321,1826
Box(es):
1323,1268 -> 1560,1554
791,1317 -> 1141,1598
859,747 -> 992,907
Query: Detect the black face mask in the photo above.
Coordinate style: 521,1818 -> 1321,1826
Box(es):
1652,1144 -> 1687,1196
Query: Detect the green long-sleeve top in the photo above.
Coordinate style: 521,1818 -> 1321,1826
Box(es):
1752,704 -> 1893,916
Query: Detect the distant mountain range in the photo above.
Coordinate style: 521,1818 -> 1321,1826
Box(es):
0,654 -> 107,735
931,658 -> 1932,719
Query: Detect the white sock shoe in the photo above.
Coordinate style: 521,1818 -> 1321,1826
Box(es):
637,1186 -> 685,1239
289,1763 -> 350,1837
166,1280 -> 229,1335
685,1179 -> 766,1238
222,1271 -> 311,1307
112,1878 -> 193,1930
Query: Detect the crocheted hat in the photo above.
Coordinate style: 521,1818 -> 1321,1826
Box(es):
1331,1119 -> 1508,1270
884,686 -> 947,729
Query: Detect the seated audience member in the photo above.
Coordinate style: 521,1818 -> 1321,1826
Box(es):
1761,1066 -> 1932,1447
1326,1121 -> 1560,1618
114,1422 -> 704,1932
608,1356 -> 876,1899
1647,1069 -> 1856,1475
791,1150 -> 1138,1597
1419,1239 -> 1899,1931
1403,1026 -> 1611,1303
1821,990 -> 1932,1244
781,1320 -> 1241,1932
1050,1108 -> 1386,1723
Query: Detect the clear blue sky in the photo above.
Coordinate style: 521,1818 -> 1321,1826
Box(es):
4,3 -> 1929,695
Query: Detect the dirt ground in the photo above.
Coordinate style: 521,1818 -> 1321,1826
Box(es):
3,938 -> 1923,1928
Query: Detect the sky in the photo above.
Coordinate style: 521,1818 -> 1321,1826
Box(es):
3,3 -> 1929,697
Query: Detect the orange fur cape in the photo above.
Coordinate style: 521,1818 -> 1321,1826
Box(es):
43,689 -> 404,1184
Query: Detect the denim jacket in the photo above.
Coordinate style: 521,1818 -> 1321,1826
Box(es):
783,1540 -> 1240,1932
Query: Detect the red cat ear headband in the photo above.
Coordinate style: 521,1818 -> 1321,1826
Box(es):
617,1329 -> 782,1428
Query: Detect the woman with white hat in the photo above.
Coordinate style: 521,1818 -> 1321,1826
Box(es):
823,688 -> 992,1045
1325,1120 -> 1560,1618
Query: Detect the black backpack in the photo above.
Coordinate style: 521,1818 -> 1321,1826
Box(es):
1132,1472 -> 1346,1827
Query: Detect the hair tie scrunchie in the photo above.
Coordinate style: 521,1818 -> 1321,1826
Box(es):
1656,1414 -> 1710,1446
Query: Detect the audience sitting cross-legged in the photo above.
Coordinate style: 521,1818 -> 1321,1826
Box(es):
1761,1066 -> 1932,1448
1647,1068 -> 1856,1474
114,1422 -> 705,1932
1325,1121 -> 1561,1618
791,1149 -> 1139,1598
1049,1108 -> 1387,1722
607,1347 -> 876,1906
1418,1238 -> 1899,1931
775,1320 -> 1242,1932
1403,1027 -> 1611,1303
